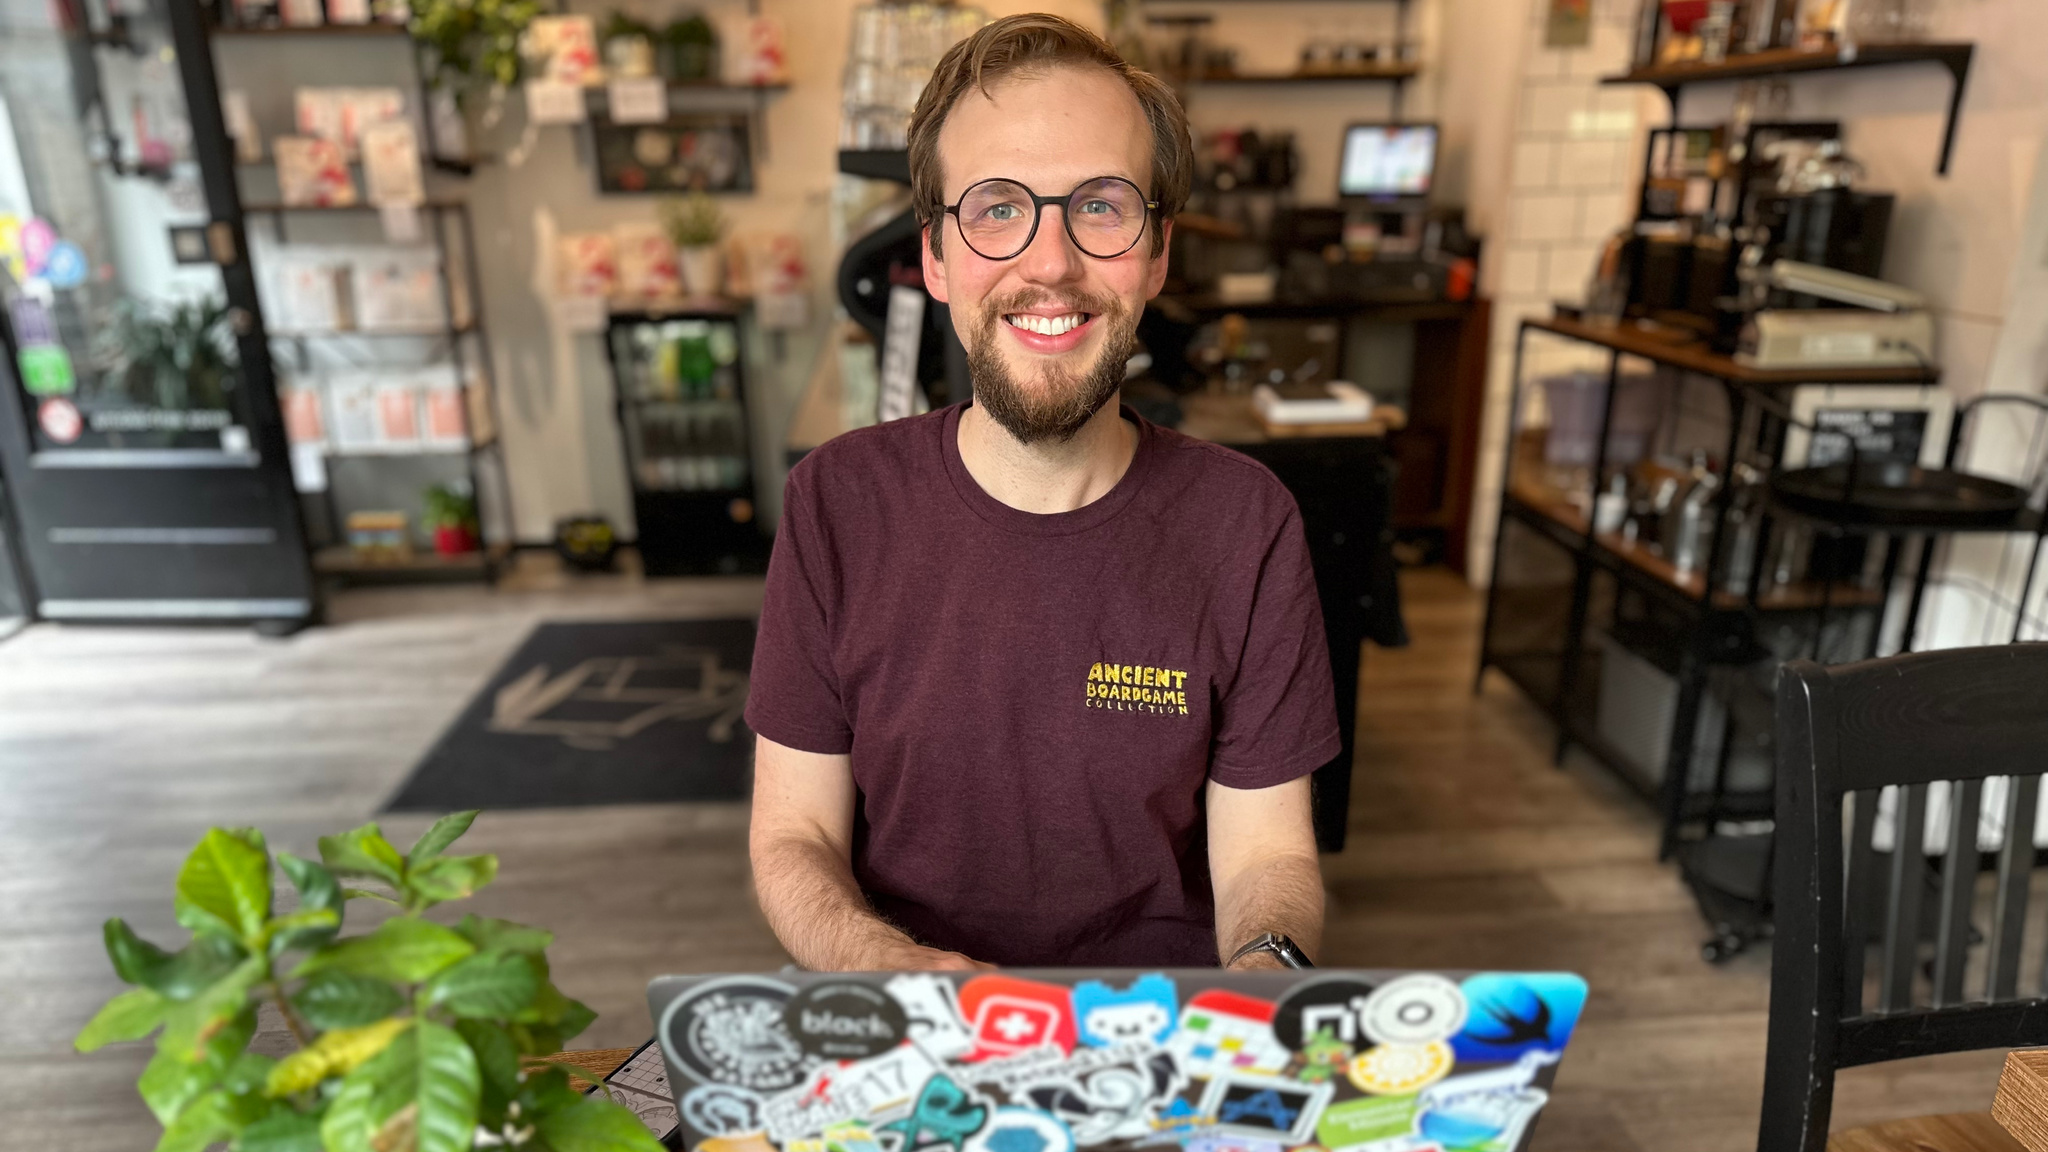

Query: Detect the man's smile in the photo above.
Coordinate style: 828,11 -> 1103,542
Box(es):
1002,309 -> 1098,354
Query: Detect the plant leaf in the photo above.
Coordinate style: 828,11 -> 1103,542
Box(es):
234,1108 -> 323,1152
221,1051 -> 278,1096
138,1046 -> 216,1127
423,951 -> 540,1019
266,1017 -> 413,1097
115,926 -> 248,1002
342,888 -> 402,906
453,1019 -> 520,1123
157,959 -> 265,1063
414,1020 -> 481,1152
555,995 -> 597,1046
407,811 -> 479,864
103,918 -> 175,986
320,1038 -> 415,1152
317,824 -> 406,886
177,829 -> 275,944
453,914 -> 552,955
293,917 -> 475,985
274,854 -> 343,954
154,1088 -> 237,1152
292,970 -> 405,1031
404,853 -> 497,906
76,986 -> 167,1051
535,1095 -> 669,1152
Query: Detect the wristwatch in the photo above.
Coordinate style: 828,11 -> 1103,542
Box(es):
1227,932 -> 1314,969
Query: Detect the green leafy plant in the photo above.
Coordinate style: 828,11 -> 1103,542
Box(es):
75,814 -> 663,1152
422,484 -> 479,532
657,13 -> 717,81
95,295 -> 238,412
660,192 -> 725,249
410,0 -> 544,92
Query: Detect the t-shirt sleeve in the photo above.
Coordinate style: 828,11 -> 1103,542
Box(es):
744,466 -> 854,755
1208,500 -> 1342,789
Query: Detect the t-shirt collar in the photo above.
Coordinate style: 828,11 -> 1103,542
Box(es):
939,399 -> 1158,537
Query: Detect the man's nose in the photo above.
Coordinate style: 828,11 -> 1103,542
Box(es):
1013,203 -> 1086,283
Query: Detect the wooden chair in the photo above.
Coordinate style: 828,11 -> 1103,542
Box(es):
1762,645 -> 2048,1152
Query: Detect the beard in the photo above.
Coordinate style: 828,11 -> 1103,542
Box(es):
963,287 -> 1138,445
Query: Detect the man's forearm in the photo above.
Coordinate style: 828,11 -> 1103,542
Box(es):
752,832 -> 924,971
1215,851 -> 1325,966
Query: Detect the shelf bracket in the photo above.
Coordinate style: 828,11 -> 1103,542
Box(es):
1932,48 -> 1972,176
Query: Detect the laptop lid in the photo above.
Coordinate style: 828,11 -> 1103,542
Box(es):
646,968 -> 1586,1152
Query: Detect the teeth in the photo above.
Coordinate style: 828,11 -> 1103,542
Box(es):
1007,313 -> 1085,336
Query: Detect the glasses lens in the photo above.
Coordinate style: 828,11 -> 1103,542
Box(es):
957,180 -> 1036,258
1065,178 -> 1148,257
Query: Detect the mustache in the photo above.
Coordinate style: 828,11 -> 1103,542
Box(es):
986,287 -> 1123,320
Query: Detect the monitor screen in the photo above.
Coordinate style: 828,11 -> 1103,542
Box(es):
1339,123 -> 1438,199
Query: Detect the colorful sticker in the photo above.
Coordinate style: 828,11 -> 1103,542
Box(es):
18,344 -> 75,396
1315,1094 -> 1418,1147
888,974 -> 976,1060
963,1106 -> 1076,1152
1412,1054 -> 1556,1152
878,1075 -> 990,1152
1272,978 -> 1376,1050
1360,977 -> 1466,1047
658,976 -> 813,1092
1448,974 -> 1586,1065
1284,1028 -> 1354,1085
1016,1050 -> 1184,1144
9,295 -> 56,346
1347,1043 -> 1454,1096
1167,990 -> 1290,1079
957,975 -> 1077,1058
683,1084 -> 767,1136
1071,974 -> 1177,1048
1197,1072 -> 1333,1145
19,218 -> 54,275
786,980 -> 908,1060
38,396 -> 81,444
763,1041 -> 941,1141
1184,1136 -> 1285,1152
42,241 -> 87,289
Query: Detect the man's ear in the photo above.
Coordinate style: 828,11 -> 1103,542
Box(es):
921,223 -> 950,304
1143,218 -> 1174,300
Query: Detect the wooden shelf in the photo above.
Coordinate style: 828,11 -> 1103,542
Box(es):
1526,314 -> 1941,389
210,21 -> 408,36
242,199 -> 464,214
1191,64 -> 1418,84
313,544 -> 500,577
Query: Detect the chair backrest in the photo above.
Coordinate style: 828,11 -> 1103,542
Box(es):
1760,644 -> 2048,1152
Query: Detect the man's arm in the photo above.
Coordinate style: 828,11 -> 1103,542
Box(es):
1208,774 -> 1325,968
750,734 -> 990,971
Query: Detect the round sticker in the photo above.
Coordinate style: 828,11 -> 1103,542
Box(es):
1347,1040 -> 1454,1095
1271,976 -> 1376,1051
783,979 -> 908,1060
680,1083 -> 766,1137
19,218 -> 54,275
1360,975 -> 1466,1046
965,1107 -> 1076,1152
42,241 -> 87,289
658,976 -> 813,1091
38,397 -> 82,444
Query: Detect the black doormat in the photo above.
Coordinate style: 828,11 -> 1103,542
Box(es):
384,619 -> 755,812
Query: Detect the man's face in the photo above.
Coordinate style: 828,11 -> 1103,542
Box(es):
922,65 -> 1171,444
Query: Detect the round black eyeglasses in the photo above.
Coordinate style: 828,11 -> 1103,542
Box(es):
943,176 -> 1159,261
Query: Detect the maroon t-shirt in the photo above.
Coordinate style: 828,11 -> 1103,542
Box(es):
745,401 -> 1339,966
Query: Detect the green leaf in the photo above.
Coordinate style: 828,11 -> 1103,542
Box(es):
177,829 -> 275,944
454,1019 -> 519,1122
404,853 -> 497,905
536,1095 -> 669,1152
259,909 -> 340,960
266,1017 -> 413,1097
291,970 -> 404,1031
107,926 -> 248,1002
407,811 -> 479,864
341,888 -> 401,906
317,825 -> 405,886
138,1047 -> 216,1127
221,1052 -> 278,1096
234,1109 -> 322,1152
293,917 -> 475,985
320,1039 -> 413,1152
424,951 -> 540,1019
555,995 -> 597,1046
273,854 -> 343,954
414,1020 -> 481,1152
157,959 -> 265,1063
453,914 -> 553,955
154,1089 -> 238,1152
76,986 -> 167,1051
104,919 -> 175,986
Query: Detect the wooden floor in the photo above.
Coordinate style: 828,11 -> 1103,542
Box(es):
0,562 -> 2009,1151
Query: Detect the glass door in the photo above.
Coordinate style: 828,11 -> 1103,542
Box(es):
0,0 -> 313,622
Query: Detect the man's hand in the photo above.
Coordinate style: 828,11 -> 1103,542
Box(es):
751,734 -> 991,971
1208,774 -> 1324,967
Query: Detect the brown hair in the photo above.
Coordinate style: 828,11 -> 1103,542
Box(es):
907,13 -> 1192,258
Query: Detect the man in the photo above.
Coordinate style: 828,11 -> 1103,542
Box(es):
745,13 -> 1338,970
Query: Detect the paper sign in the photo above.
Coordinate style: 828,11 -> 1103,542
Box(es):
607,77 -> 668,125
380,202 -> 421,243
526,80 -> 588,125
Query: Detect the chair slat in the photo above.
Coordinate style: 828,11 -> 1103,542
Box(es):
1987,774 -> 2040,1001
1880,783 -> 1929,1012
1934,778 -> 1983,1007
1843,788 -> 1880,1016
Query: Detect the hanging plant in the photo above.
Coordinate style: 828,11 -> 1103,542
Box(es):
410,0 -> 544,96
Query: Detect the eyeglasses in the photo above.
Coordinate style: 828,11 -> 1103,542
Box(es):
943,176 -> 1159,261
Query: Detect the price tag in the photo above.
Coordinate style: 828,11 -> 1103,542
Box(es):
526,80 -> 588,126
607,77 -> 668,125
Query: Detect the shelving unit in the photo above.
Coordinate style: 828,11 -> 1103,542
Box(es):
1185,64 -> 1419,84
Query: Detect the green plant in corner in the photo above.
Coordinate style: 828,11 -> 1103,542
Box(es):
75,813 -> 663,1152
410,0 -> 544,95
660,193 -> 725,249
95,294 -> 238,413
422,484 -> 479,532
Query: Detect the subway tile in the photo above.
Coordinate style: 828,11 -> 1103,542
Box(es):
1520,83 -> 1588,135
1510,192 -> 1581,243
1556,138 -> 1623,188
1512,140 -> 1557,189
1546,243 -> 1601,299
1499,246 -> 1548,298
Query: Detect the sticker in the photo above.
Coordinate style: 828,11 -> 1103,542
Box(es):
1449,973 -> 1586,1065
763,1042 -> 941,1142
1316,1095 -> 1418,1147
1347,1043 -> 1454,1096
1272,978 -> 1377,1050
19,218 -> 54,275
824,1124 -> 885,1152
658,976 -> 813,1091
699,1135 -> 779,1152
964,1042 -> 1157,1094
1360,977 -> 1466,1047
963,1106 -> 1075,1152
1147,1097 -> 1210,1139
38,396 -> 81,444
9,294 -> 56,345
43,241 -> 87,289
957,975 -> 1077,1058
19,344 -> 75,396
886,974 -> 975,1060
1167,990 -> 1291,1079
878,1075 -> 990,1152
1016,1050 -> 1185,1144
1284,1028 -> 1353,1085
1412,1053 -> 1556,1151
1184,1137 -> 1284,1152
682,1084 -> 766,1137
787,980 -> 909,1060
1072,974 -> 1177,1047
1197,1072 -> 1333,1145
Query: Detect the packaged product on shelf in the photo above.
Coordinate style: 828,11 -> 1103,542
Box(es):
418,367 -> 468,447
376,382 -> 422,445
280,0 -> 323,26
274,136 -> 356,207
360,120 -> 424,206
279,380 -> 327,445
263,247 -> 351,331
353,249 -> 446,331
326,0 -> 371,23
556,232 -> 619,298
728,231 -> 808,329
294,87 -> 405,158
222,91 -> 264,163
525,15 -> 602,85
729,15 -> 788,85
614,222 -> 681,299
328,374 -> 382,450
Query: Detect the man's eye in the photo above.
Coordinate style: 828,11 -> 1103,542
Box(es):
983,203 -> 1024,221
1077,199 -> 1115,216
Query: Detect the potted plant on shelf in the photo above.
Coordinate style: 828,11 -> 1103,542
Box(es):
657,12 -> 718,82
661,193 -> 726,299
95,295 -> 237,413
600,10 -> 658,79
73,813 -> 663,1152
423,483 -> 480,556
410,0 -> 543,122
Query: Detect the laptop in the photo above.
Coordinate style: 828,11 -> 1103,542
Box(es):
642,968 -> 1587,1152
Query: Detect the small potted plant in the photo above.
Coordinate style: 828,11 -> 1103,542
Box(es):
661,192 -> 726,298
74,813 -> 664,1152
423,483 -> 480,555
657,12 -> 717,82
601,9 -> 657,79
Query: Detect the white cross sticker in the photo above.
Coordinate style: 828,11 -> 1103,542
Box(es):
992,1010 -> 1040,1043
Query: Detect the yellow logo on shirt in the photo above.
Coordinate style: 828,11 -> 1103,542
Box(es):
1085,661 -> 1190,715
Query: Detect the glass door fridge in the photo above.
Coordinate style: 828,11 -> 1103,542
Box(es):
0,0 -> 313,625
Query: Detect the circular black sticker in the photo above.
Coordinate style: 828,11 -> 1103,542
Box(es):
1272,976 -> 1378,1051
784,979 -> 909,1059
660,976 -> 813,1091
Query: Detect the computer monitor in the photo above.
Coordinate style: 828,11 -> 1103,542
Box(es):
1339,122 -> 1438,201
